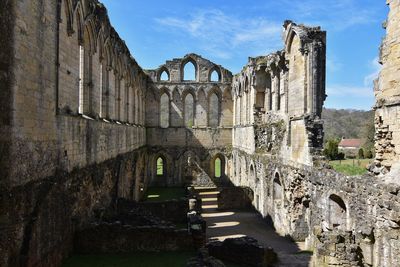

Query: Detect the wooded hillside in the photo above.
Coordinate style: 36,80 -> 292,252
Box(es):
322,108 -> 374,141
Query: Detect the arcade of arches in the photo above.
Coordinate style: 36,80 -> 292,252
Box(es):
1,1 -> 400,267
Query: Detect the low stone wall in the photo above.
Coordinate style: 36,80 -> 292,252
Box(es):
229,149 -> 400,266
117,198 -> 189,223
186,248 -> 226,267
217,187 -> 254,210
74,223 -> 195,253
1,149 -> 146,267
138,199 -> 189,223
207,237 -> 277,267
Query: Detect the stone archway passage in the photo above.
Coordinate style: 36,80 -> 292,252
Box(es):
196,187 -> 313,266
215,158 -> 221,178
156,157 -> 164,176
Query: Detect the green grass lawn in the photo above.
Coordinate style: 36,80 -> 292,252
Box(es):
62,252 -> 244,267
215,158 -> 221,178
62,251 -> 196,267
329,159 -> 372,176
145,187 -> 186,202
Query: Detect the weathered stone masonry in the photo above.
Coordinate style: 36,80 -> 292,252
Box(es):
373,0 -> 400,178
1,0 -> 400,267
1,1 -> 147,267
145,54 -> 233,187
227,19 -> 400,267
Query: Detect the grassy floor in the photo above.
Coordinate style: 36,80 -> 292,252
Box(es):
62,252 -> 243,267
145,187 -> 186,202
330,159 -> 372,176
62,251 -> 196,267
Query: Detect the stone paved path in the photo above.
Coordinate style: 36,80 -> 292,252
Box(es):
196,187 -> 313,267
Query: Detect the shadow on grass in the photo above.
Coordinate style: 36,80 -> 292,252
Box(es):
62,251 -> 196,267
144,187 -> 187,202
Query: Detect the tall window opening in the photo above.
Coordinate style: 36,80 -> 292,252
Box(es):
135,90 -> 139,124
183,61 -> 196,81
273,173 -> 283,200
209,92 -> 220,127
276,74 -> 281,111
210,70 -> 220,82
255,69 -> 267,110
160,70 -> 169,81
250,165 -> 257,183
160,93 -> 170,128
184,93 -> 194,127
267,73 -> 272,110
156,157 -> 164,176
215,158 -> 222,178
125,84 -> 130,122
79,45 -> 84,114
115,78 -> 121,120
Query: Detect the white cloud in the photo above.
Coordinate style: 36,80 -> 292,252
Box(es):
155,9 -> 282,59
327,85 -> 373,98
258,0 -> 378,31
326,57 -> 380,108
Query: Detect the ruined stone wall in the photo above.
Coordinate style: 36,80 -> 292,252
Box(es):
145,54 -> 234,187
229,22 -> 327,242
0,0 -> 14,186
225,16 -> 400,267
228,19 -> 400,266
373,0 -> 400,178
229,156 -> 400,266
3,0 -> 147,187
232,21 -> 326,167
0,1 -> 149,266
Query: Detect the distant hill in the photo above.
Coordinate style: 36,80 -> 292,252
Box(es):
321,108 -> 374,141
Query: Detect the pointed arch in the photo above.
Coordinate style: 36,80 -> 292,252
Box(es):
62,0 -> 74,35
145,86 -> 159,126
170,87 -> 183,127
209,66 -> 222,82
245,76 -> 250,92
114,56 -> 123,120
158,66 -> 170,82
135,88 -> 140,124
151,151 -> 173,186
196,88 -> 207,127
84,15 -> 98,54
159,88 -> 170,128
183,90 -> 195,128
101,39 -> 113,118
211,153 -> 226,178
156,156 -> 165,176
73,2 -> 84,44
222,87 -> 233,127
181,56 -> 198,81
208,86 -> 222,127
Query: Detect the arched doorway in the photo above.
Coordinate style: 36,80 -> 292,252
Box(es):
211,154 -> 225,180
215,157 -> 222,178
156,157 -> 165,176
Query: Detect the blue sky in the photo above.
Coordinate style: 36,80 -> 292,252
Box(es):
101,0 -> 388,110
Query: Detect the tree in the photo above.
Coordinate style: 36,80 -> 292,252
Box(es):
362,118 -> 375,156
358,148 -> 364,159
364,149 -> 373,159
323,139 -> 340,160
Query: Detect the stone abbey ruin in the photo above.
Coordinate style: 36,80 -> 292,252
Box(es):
1,0 -> 400,266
